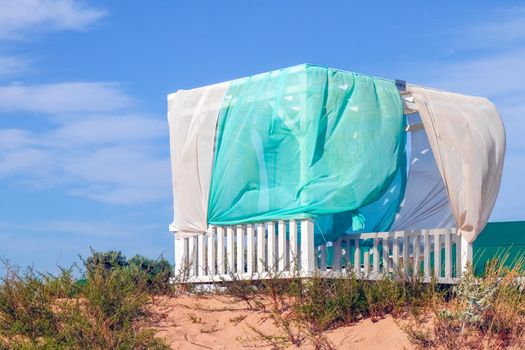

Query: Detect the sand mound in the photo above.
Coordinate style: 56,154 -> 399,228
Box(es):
153,294 -> 415,349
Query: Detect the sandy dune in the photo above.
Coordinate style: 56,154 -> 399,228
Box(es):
153,294 -> 415,349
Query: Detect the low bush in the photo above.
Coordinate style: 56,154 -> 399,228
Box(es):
0,252 -> 172,350
84,249 -> 173,293
405,257 -> 525,350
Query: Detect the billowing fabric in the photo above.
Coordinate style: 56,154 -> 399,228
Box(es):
167,82 -> 230,238
391,113 -> 455,230
314,161 -> 406,245
315,132 -> 407,245
408,86 -> 505,243
207,64 -> 405,230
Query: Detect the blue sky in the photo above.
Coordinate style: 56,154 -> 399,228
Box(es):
0,0 -> 524,272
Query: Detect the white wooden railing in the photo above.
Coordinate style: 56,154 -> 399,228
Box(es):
174,219 -> 471,284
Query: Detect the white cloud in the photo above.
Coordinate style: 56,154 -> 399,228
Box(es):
50,115 -> 166,145
0,0 -> 105,39
0,75 -> 170,205
0,113 -> 170,204
0,55 -> 28,77
0,82 -> 134,115
418,50 -> 525,99
64,146 -> 170,204
0,147 -> 53,177
453,6 -> 525,50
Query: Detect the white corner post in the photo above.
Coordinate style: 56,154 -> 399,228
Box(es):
459,232 -> 473,275
300,219 -> 315,274
174,233 -> 188,276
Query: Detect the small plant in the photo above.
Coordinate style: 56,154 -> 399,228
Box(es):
229,314 -> 247,325
187,313 -> 202,324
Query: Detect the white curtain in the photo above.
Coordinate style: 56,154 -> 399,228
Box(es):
407,85 -> 506,243
392,113 -> 455,230
167,82 -> 229,238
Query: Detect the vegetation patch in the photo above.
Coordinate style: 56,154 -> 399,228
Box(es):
0,251 -> 173,350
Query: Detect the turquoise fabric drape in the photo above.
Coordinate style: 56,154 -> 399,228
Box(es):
207,64 -> 405,239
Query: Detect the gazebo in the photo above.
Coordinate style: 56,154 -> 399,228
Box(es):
167,64 -> 505,283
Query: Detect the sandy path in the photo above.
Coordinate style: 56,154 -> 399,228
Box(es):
153,294 -> 415,349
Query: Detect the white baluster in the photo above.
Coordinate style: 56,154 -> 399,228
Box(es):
392,235 -> 399,274
188,236 -> 197,277
277,220 -> 287,272
382,236 -> 389,273
207,227 -> 215,276
236,225 -> 245,274
246,224 -> 255,274
267,222 -> 276,272
289,220 -> 298,272
174,235 -> 188,277
434,230 -> 441,279
226,226 -> 234,273
412,233 -> 420,277
198,233 -> 206,276
300,219 -> 315,274
332,239 -> 342,272
445,229 -> 452,280
373,237 -> 380,275
256,223 -> 266,273
354,238 -> 361,275
423,229 -> 430,280
217,227 -> 225,275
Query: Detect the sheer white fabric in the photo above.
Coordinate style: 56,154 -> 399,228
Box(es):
408,86 -> 505,243
392,113 -> 455,230
167,82 -> 229,238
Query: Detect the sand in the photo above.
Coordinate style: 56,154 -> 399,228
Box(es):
153,294 -> 415,349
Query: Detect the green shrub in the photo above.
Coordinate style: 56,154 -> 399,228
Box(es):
128,255 -> 173,293
83,250 -> 173,294
0,254 -> 171,350
85,250 -> 127,272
